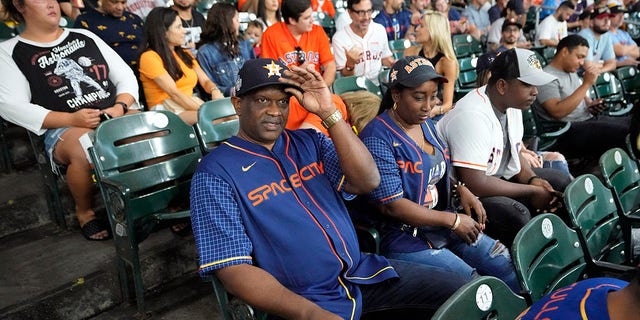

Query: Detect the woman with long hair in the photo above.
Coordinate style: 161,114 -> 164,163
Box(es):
138,7 -> 223,125
197,3 -> 255,97
358,56 -> 519,292
257,0 -> 282,30
404,11 -> 459,118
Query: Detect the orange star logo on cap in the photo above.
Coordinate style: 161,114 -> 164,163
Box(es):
263,61 -> 282,77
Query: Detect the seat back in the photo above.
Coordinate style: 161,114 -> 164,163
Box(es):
332,75 -> 381,97
592,72 -> 632,116
615,66 -> 640,104
388,39 -> 413,59
378,68 -> 390,96
511,213 -> 587,303
564,174 -> 626,265
451,34 -> 482,58
195,98 -> 239,153
91,111 -> 202,221
454,56 -> 478,101
0,22 -> 18,40
600,148 -> 640,217
313,12 -> 335,38
432,276 -> 528,320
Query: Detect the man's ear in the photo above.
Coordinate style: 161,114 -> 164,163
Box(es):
231,96 -> 242,116
495,78 -> 508,96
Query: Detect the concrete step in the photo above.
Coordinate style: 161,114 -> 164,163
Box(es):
0,223 -> 213,319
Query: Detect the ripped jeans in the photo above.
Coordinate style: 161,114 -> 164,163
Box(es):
384,233 -> 520,292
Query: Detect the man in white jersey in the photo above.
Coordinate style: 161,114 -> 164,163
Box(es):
332,0 -> 395,85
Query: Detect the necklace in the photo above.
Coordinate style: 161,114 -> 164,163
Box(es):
391,109 -> 426,152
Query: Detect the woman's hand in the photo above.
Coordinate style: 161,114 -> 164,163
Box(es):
453,214 -> 482,245
71,108 -> 102,128
521,148 -> 542,168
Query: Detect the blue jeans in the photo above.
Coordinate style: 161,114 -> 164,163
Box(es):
360,259 -> 467,317
384,233 -> 520,292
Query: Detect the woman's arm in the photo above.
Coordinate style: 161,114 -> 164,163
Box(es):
431,57 -> 457,117
194,64 -> 224,100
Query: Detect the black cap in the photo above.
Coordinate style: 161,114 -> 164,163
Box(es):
232,58 -> 302,97
502,17 -> 523,31
476,52 -> 498,74
389,56 -> 448,88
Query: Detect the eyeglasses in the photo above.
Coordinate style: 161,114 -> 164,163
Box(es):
294,46 -> 305,66
351,9 -> 373,17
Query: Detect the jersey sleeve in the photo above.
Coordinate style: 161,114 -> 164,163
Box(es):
439,111 -> 493,172
362,136 -> 404,204
0,39 -> 51,134
315,26 -> 335,67
331,31 -> 349,69
190,171 -> 254,276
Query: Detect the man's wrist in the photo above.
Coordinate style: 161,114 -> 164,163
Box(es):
321,109 -> 343,129
527,175 -> 541,185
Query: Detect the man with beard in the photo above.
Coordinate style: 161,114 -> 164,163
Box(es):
534,34 -> 631,161
332,0 -> 395,85
171,0 -> 205,50
74,0 -> 144,69
436,48 -> 566,248
578,6 -> 617,72
535,0 -> 575,47
498,18 -> 524,51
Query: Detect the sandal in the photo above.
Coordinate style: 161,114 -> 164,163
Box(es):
170,222 -> 192,237
81,219 -> 112,241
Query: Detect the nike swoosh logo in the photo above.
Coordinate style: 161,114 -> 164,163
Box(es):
242,162 -> 256,172
393,142 -> 401,147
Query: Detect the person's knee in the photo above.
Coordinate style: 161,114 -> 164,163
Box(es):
481,196 -> 531,227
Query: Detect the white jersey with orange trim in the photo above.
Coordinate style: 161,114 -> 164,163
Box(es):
436,85 -> 523,179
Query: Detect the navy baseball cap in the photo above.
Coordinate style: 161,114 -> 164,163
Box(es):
476,52 -> 498,74
389,56 -> 448,88
232,58 -> 302,97
502,17 -> 523,31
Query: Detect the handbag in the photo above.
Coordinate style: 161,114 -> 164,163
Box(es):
162,96 -> 204,114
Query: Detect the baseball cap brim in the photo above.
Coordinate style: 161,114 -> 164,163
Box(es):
398,71 -> 449,87
518,71 -> 557,86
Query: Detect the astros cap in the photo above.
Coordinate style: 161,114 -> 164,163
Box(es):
232,58 -> 302,97
389,56 -> 448,88
490,48 -> 556,86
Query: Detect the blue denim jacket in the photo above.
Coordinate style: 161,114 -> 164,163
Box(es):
197,40 -> 255,96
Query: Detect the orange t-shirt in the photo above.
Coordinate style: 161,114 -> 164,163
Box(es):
286,95 -> 348,136
139,50 -> 200,107
260,22 -> 334,73
311,0 -> 336,18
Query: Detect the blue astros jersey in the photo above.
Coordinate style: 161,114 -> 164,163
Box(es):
359,111 -> 455,252
190,129 -> 398,319
517,277 -> 628,320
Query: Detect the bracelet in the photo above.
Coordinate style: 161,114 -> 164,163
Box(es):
527,175 -> 541,185
450,213 -> 461,231
114,101 -> 128,113
321,109 -> 343,129
345,65 -> 354,71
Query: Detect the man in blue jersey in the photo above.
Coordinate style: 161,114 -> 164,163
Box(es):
190,58 -> 467,319
516,267 -> 640,319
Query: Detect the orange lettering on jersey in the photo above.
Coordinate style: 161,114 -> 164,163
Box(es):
397,160 -> 423,173
248,161 -> 326,206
